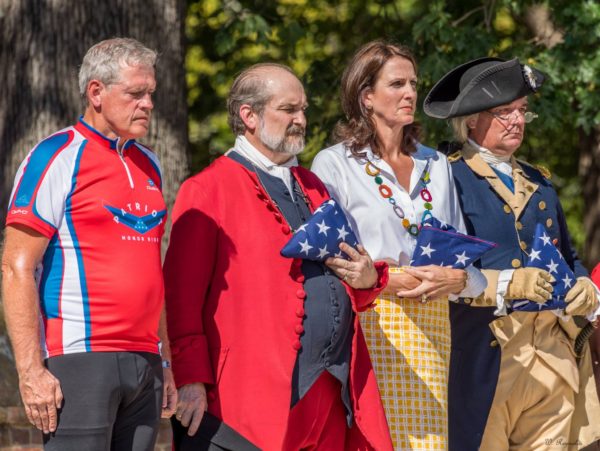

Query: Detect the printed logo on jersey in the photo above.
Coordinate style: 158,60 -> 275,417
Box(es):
146,178 -> 159,191
105,204 -> 166,234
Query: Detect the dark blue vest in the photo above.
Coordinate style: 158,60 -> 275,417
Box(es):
228,152 -> 353,424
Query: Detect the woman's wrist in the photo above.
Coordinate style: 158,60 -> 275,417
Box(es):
450,268 -> 468,295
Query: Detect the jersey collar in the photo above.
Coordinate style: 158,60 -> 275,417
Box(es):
75,116 -> 136,152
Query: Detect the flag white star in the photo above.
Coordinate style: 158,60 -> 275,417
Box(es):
299,239 -> 313,255
420,243 -> 436,258
454,251 -> 469,266
438,219 -> 449,229
529,249 -> 541,262
296,224 -> 307,232
317,220 -> 330,236
337,225 -> 349,241
540,232 -> 552,246
334,251 -> 343,258
326,199 -> 336,206
562,274 -> 573,289
317,245 -> 329,259
546,259 -> 559,274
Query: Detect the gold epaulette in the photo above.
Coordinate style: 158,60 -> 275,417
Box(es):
535,164 -> 552,179
517,159 -> 552,179
448,151 -> 463,163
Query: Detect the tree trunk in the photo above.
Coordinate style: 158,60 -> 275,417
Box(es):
580,124 -> 600,269
0,0 -> 188,406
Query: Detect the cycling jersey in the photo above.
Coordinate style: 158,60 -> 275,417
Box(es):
6,118 -> 166,357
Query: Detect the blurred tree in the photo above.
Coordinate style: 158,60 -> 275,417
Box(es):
185,0 -> 599,266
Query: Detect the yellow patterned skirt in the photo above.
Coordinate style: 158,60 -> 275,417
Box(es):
359,290 -> 451,450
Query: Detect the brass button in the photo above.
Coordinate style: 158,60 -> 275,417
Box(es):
511,259 -> 521,268
503,205 -> 511,214
539,201 -> 546,210
490,340 -> 499,347
520,241 -> 527,250
546,218 -> 553,228
527,186 -> 534,192
464,298 -> 472,304
516,222 -> 523,230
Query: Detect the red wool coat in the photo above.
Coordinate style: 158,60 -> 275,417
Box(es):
164,156 -> 393,451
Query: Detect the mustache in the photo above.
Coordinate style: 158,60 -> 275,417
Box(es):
286,125 -> 305,137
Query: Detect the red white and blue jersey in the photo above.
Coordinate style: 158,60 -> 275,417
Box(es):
6,118 -> 166,358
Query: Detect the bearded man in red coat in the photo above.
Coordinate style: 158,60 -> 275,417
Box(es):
163,63 -> 393,450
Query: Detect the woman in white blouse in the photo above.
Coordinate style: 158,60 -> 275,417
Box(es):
311,41 -> 485,450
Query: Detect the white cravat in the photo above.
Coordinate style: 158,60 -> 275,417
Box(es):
228,135 -> 298,196
468,138 -> 513,177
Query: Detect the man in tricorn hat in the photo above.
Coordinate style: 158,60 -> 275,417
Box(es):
424,58 -> 600,450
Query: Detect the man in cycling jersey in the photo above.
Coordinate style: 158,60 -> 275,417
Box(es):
2,37 -> 176,451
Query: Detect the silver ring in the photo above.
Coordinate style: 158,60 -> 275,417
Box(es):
421,294 -> 428,303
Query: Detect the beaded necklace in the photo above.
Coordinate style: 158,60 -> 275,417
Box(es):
364,159 -> 433,236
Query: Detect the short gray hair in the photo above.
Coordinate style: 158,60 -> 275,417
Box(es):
79,38 -> 157,102
227,63 -> 296,136
450,113 -> 479,143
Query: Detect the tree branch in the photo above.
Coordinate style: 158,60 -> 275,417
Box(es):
451,6 -> 485,27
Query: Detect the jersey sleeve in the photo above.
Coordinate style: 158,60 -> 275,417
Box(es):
6,131 -> 77,238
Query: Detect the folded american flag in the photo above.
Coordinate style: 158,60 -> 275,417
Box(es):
411,217 -> 496,268
511,223 -> 573,311
280,198 -> 359,261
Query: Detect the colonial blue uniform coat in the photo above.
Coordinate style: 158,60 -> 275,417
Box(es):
447,143 -> 591,450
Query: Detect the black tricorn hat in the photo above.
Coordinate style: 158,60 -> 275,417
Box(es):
423,57 -> 545,119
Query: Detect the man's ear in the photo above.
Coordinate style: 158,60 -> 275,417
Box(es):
467,115 -> 478,130
239,104 -> 258,132
87,80 -> 104,109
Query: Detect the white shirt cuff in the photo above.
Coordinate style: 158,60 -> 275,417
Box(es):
494,269 -> 515,316
583,276 -> 600,321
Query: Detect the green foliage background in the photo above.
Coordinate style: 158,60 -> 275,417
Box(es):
184,0 -> 600,251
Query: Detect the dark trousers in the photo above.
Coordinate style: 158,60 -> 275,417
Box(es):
43,351 -> 163,451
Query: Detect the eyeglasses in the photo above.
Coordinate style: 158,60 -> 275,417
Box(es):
486,109 -> 538,124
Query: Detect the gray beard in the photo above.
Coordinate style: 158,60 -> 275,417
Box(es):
259,126 -> 305,156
